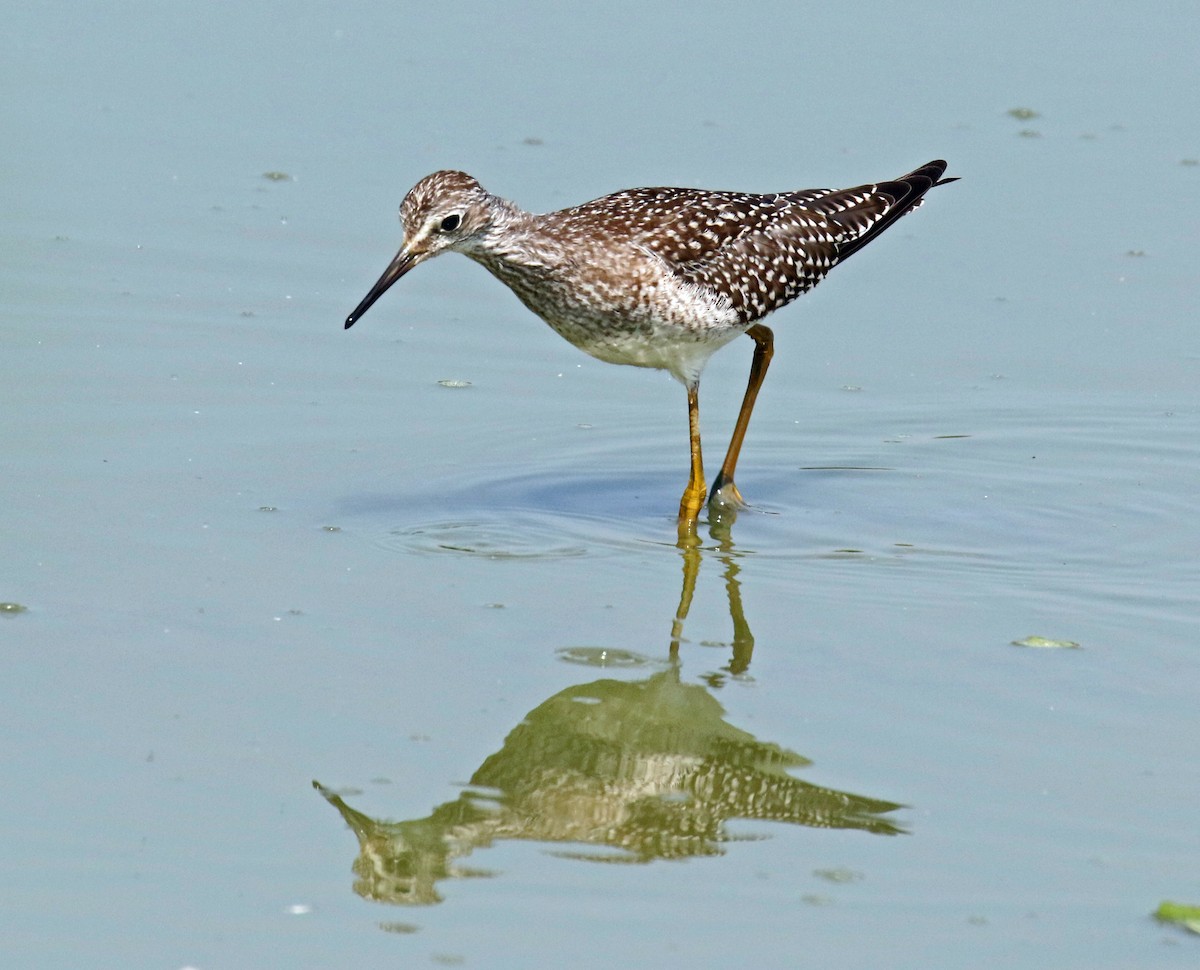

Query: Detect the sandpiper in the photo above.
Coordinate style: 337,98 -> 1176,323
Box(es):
346,161 -> 955,525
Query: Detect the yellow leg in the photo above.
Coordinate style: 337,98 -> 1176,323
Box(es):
678,384 -> 706,525
710,324 -> 774,509
669,527 -> 702,655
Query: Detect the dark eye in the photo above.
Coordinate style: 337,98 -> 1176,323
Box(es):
439,214 -> 461,232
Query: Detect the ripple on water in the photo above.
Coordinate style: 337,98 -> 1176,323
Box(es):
555,647 -> 660,668
379,515 -> 592,560
360,457 -> 680,560
358,405 -> 1200,622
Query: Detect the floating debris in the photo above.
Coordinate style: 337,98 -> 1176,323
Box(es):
813,867 -> 864,884
262,171 -> 292,181
0,602 -> 28,616
1007,107 -> 1040,120
436,379 -> 472,388
1011,635 -> 1081,649
1154,900 -> 1200,935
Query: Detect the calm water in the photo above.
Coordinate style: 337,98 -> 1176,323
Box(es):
4,2 -> 1199,968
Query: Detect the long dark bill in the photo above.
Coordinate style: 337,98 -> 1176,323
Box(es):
344,247 -> 418,329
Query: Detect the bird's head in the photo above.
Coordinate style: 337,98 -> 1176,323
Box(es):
345,170 -> 495,329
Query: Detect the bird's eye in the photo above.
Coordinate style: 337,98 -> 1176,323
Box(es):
439,214 -> 461,232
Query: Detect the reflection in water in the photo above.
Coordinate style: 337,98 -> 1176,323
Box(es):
672,516 -> 754,674
315,666 -> 903,906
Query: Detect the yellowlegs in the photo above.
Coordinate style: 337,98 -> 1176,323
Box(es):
346,161 -> 955,525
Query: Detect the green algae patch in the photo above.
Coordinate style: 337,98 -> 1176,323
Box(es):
1155,901 -> 1200,935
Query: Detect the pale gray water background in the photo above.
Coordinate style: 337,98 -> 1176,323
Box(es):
4,1 -> 1199,967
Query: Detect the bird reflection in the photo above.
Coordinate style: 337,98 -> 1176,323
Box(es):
315,665 -> 903,906
671,515 -> 753,675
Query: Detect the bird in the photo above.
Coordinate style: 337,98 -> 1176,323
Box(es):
345,160 -> 956,526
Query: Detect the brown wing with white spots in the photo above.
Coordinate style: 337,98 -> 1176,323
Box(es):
561,186 -> 783,258
668,191 -> 845,320
681,161 -> 953,323
599,160 -> 953,325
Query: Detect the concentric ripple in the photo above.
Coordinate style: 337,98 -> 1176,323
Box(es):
379,515 -> 591,560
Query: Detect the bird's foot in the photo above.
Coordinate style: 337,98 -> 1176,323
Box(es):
707,477 -> 745,522
677,483 -> 707,529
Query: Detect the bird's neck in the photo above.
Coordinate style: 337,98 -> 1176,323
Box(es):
468,202 -> 560,276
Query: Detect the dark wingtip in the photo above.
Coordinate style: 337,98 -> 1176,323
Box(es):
344,315 -> 357,330
921,160 -> 958,187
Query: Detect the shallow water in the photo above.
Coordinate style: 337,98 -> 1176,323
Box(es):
4,2 -> 1199,968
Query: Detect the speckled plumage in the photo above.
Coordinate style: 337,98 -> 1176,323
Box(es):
346,161 -> 955,522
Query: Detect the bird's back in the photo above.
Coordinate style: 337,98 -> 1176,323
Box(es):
555,160 -> 952,325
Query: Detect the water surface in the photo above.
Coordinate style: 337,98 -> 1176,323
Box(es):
4,2 -> 1198,968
